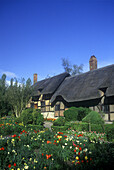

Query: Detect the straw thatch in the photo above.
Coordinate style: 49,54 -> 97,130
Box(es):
51,64 -> 114,106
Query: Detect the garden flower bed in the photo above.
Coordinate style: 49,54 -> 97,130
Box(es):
0,118 -> 114,169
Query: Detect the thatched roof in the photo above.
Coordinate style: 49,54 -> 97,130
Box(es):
32,72 -> 70,98
51,64 -> 114,106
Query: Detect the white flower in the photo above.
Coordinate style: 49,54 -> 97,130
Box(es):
62,145 -> 65,149
65,143 -> 67,145
70,146 -> 72,149
24,165 -> 29,169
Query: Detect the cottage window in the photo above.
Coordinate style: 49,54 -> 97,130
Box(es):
31,103 -> 34,108
41,101 -> 45,112
102,105 -> 110,113
55,104 -> 60,111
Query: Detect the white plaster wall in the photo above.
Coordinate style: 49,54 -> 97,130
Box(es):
41,112 -> 55,119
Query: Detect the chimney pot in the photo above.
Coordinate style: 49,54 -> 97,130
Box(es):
89,55 -> 97,71
33,73 -> 37,84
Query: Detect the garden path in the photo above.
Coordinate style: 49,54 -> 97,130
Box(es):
44,121 -> 53,131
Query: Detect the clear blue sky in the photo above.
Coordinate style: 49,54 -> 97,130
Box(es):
0,0 -> 114,84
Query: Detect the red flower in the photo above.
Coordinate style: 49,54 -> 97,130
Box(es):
8,164 -> 11,168
59,132 -> 63,134
74,149 -> 76,152
64,135 -> 67,138
1,147 -> 4,150
14,163 -> 16,167
78,152 -> 80,155
42,153 -> 44,156
59,139 -> 61,141
79,147 -> 82,151
81,160 -> 84,163
18,136 -> 20,139
12,134 -> 16,137
54,140 -> 56,142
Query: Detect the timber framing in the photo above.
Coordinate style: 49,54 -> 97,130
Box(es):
30,64 -> 114,121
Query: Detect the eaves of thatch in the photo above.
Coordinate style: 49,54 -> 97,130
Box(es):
32,72 -> 70,99
51,64 -> 114,106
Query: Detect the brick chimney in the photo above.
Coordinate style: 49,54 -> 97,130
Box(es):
33,73 -> 37,84
89,55 -> 97,71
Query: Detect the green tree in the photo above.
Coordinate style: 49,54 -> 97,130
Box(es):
0,74 -> 10,117
61,58 -> 83,75
0,74 -> 32,118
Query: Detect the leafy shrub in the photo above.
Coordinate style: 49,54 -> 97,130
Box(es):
77,107 -> 91,121
104,123 -> 114,141
21,108 -> 34,125
32,109 -> 44,125
15,116 -> 22,123
64,107 -> 78,121
21,108 -> 44,125
25,124 -> 43,131
51,125 -> 68,132
53,117 -> 65,126
64,107 -> 91,122
82,111 -> 104,125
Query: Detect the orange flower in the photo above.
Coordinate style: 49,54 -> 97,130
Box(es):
47,141 -> 52,144
46,154 -> 51,159
44,167 -> 47,169
0,147 -> 4,150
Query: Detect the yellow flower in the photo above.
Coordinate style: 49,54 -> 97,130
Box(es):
76,156 -> 79,160
17,168 -> 20,170
85,156 -> 88,160
57,140 -> 59,143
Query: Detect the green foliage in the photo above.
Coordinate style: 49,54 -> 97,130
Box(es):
64,107 -> 91,122
21,108 -> 34,125
32,109 -> 44,125
61,57 -> 83,75
82,111 -> 104,125
21,108 -> 44,126
25,124 -> 43,131
0,74 -> 32,118
77,107 -> 91,121
64,107 -> 78,121
53,117 -> 65,126
52,125 -> 68,132
105,123 -> 114,141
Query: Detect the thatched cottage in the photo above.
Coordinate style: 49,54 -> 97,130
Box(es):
29,56 -> 114,122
